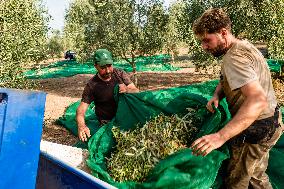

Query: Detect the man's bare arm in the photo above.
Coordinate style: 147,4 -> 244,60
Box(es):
206,82 -> 224,112
76,102 -> 91,141
218,80 -> 268,141
126,83 -> 139,93
191,80 -> 268,156
213,82 -> 225,100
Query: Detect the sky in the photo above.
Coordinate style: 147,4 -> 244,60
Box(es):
45,0 -> 175,31
43,0 -> 73,31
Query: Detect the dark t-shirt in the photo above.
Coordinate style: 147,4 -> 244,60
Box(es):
81,68 -> 132,121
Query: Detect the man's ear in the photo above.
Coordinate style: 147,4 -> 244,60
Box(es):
220,28 -> 228,38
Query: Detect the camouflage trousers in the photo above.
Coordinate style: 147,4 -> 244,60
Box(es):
225,110 -> 283,189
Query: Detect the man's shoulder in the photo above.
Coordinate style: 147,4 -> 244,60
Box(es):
229,40 -> 249,52
233,40 -> 260,54
112,68 -> 132,84
226,40 -> 262,60
113,68 -> 125,74
86,75 -> 100,86
113,68 -> 128,78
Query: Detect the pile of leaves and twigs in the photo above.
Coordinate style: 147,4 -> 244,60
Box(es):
106,108 -> 202,182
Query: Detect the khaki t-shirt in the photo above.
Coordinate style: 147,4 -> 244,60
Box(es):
221,40 -> 277,120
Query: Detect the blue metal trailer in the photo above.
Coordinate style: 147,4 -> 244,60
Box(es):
0,88 -> 115,189
36,151 -> 116,189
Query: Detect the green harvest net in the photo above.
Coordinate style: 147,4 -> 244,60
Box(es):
24,56 -> 282,80
24,54 -> 179,79
56,80 -> 284,189
267,59 -> 284,73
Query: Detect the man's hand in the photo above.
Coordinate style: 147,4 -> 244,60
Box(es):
119,83 -> 127,93
78,125 -> 91,142
207,82 -> 223,113
119,83 -> 139,93
206,96 -> 219,113
190,132 -> 226,156
76,102 -> 90,141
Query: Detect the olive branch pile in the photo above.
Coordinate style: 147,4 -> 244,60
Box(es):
106,108 -> 202,182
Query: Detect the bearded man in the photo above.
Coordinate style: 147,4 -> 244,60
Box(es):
190,8 -> 283,189
76,49 -> 139,142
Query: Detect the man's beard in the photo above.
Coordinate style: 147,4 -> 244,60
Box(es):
207,42 -> 228,58
101,72 -> 112,79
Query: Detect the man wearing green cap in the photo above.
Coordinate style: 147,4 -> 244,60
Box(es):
76,49 -> 139,142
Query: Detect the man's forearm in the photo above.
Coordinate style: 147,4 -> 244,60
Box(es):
126,83 -> 139,93
76,113 -> 86,128
126,87 -> 139,93
214,82 -> 225,100
218,95 -> 267,141
76,102 -> 89,128
76,102 -> 91,141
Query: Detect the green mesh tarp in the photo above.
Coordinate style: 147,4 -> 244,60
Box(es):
24,60 -> 94,79
56,80 -> 284,188
24,54 -> 180,79
267,59 -> 284,73
57,80 -> 224,136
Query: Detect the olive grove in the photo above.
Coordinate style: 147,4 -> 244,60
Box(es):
0,0 -> 49,88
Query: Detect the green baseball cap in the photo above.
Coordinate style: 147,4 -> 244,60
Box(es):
93,49 -> 113,66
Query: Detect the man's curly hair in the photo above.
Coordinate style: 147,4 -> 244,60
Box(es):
192,8 -> 231,36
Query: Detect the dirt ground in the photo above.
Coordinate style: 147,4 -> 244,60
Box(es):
36,68 -> 217,146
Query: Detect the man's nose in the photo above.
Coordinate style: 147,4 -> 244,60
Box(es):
105,67 -> 110,73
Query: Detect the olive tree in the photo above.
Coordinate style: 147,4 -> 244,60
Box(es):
0,0 -> 49,89
47,30 -> 64,59
176,0 -> 218,71
64,0 -> 168,73
63,0 -> 92,61
163,1 -> 185,62
176,0 -> 284,69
